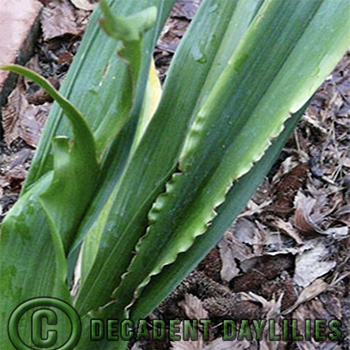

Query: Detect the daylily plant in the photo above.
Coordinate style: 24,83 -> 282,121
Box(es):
1,0 -> 349,348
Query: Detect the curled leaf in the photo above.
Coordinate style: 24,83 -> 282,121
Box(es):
1,64 -> 99,249
99,0 -> 157,43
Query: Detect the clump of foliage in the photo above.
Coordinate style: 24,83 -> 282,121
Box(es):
1,0 -> 349,348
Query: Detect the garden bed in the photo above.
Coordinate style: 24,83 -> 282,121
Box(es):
1,1 -> 349,349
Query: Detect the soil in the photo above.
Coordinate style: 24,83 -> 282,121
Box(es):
1,1 -> 349,350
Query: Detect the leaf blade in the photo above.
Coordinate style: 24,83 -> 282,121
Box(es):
74,0 -> 242,317
99,0 -> 350,320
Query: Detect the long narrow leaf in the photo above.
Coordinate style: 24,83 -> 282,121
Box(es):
0,65 -> 98,348
92,0 -> 350,324
130,101 -> 309,320
74,0 -> 243,318
22,0 -> 175,191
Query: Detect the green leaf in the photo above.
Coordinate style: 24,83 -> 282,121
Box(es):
0,174 -> 72,349
2,1 -> 349,349
130,102 -> 309,321
22,0 -> 175,191
67,1 -> 173,285
100,0 -> 157,43
1,65 -> 99,250
74,0 -> 243,318
0,65 -> 98,347
82,0 -> 349,326
76,62 -> 162,284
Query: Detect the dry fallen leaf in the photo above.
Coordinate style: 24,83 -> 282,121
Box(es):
272,163 -> 309,214
293,192 -> 349,238
158,17 -> 189,53
283,279 -> 329,315
292,298 -> 342,350
3,149 -> 32,184
294,194 -> 324,235
173,0 -> 202,20
171,340 -> 202,350
241,293 -> 283,350
218,232 -> 244,282
41,0 -> 82,40
2,85 -> 50,148
17,103 -> 50,147
294,238 -> 336,287
2,86 -> 26,145
70,0 -> 97,11
240,292 -> 282,316
178,293 -> 209,320
233,218 -> 259,246
268,217 -> 304,245
130,342 -> 143,350
171,294 -> 209,350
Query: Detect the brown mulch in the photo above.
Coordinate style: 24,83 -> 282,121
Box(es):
1,1 -> 349,350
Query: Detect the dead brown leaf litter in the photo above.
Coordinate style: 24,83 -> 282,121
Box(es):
40,0 -> 92,40
1,1 -> 350,349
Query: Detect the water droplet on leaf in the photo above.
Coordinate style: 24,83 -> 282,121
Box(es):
192,45 -> 207,63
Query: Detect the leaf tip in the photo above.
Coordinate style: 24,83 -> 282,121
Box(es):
1,64 -> 18,72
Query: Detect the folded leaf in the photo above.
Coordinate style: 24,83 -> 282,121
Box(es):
74,0 -> 242,318
0,64 -> 98,348
87,0 -> 350,324
130,102 -> 309,321
100,0 -> 157,43
22,0 -> 176,190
